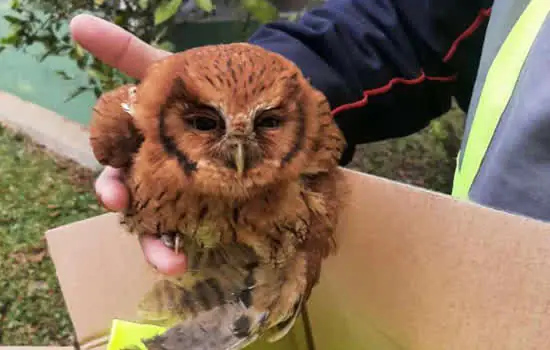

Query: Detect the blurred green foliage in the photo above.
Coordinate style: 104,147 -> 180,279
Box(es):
0,0 -> 287,101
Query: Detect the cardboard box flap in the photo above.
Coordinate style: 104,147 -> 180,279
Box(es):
307,169 -> 550,349
45,214 -> 158,347
45,168 -> 550,350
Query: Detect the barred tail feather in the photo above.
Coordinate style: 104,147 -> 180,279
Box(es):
137,263 -> 255,324
142,302 -> 267,350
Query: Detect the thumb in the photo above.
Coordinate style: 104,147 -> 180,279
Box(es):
69,14 -> 170,80
140,235 -> 187,275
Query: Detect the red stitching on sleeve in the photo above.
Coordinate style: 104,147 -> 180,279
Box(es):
330,7 -> 492,118
443,7 -> 492,62
331,71 -> 456,117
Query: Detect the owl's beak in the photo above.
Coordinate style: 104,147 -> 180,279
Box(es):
234,142 -> 245,176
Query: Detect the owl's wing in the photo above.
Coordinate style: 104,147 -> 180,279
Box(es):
303,93 -> 347,176
89,84 -> 143,169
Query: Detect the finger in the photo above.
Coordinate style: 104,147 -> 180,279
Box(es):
69,14 -> 170,80
95,166 -> 129,211
140,235 -> 187,275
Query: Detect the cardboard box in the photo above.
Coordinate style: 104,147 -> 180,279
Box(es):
5,168 -> 550,349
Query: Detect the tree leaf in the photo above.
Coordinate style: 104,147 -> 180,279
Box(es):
75,43 -> 86,58
38,49 -> 56,62
0,33 -> 19,46
3,15 -> 23,25
240,0 -> 278,23
138,0 -> 149,9
154,40 -> 175,52
154,0 -> 183,25
153,23 -> 169,43
93,85 -> 102,97
194,0 -> 214,12
55,70 -> 73,80
86,67 -> 110,82
9,0 -> 20,10
64,86 -> 89,102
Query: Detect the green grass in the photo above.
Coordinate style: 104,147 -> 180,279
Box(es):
0,124 -> 105,345
0,104 -> 465,345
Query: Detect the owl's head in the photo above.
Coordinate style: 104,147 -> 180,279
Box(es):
90,43 -> 345,200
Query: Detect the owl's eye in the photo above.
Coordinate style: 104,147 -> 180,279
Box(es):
186,115 -> 220,131
256,116 -> 282,129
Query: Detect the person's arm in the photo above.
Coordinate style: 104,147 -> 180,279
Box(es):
249,0 -> 494,163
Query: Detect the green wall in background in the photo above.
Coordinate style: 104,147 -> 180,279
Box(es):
0,0 -> 97,125
0,0 -> 260,126
166,20 -> 260,52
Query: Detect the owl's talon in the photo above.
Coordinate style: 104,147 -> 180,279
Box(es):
265,294 -> 304,343
175,235 -> 181,254
159,233 -> 176,249
158,231 -> 186,253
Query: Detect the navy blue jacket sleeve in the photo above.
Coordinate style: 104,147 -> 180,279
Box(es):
248,0 -> 494,164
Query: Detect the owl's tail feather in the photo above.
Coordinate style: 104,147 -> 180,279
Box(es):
137,262 -> 255,325
142,302 -> 267,350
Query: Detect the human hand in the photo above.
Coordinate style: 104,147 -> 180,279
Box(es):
70,14 -> 187,275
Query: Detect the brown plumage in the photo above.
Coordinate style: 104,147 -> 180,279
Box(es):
89,42 -> 348,350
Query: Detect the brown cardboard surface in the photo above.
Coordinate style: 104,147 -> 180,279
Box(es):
45,213 -> 158,347
39,168 -> 550,349
307,169 -> 550,350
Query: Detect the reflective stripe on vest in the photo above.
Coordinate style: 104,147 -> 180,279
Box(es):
452,0 -> 550,200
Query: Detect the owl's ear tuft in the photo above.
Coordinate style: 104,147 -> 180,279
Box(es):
89,84 -> 144,169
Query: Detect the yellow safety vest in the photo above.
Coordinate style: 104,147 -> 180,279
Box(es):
452,0 -> 550,200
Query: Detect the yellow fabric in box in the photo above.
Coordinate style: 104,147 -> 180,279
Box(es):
107,316 -> 311,350
107,319 -> 167,350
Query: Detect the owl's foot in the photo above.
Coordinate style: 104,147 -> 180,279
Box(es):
89,83 -> 143,169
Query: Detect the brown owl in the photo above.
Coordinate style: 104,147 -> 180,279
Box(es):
89,42 -> 348,350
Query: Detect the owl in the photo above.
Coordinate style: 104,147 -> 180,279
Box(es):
89,42 -> 348,350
